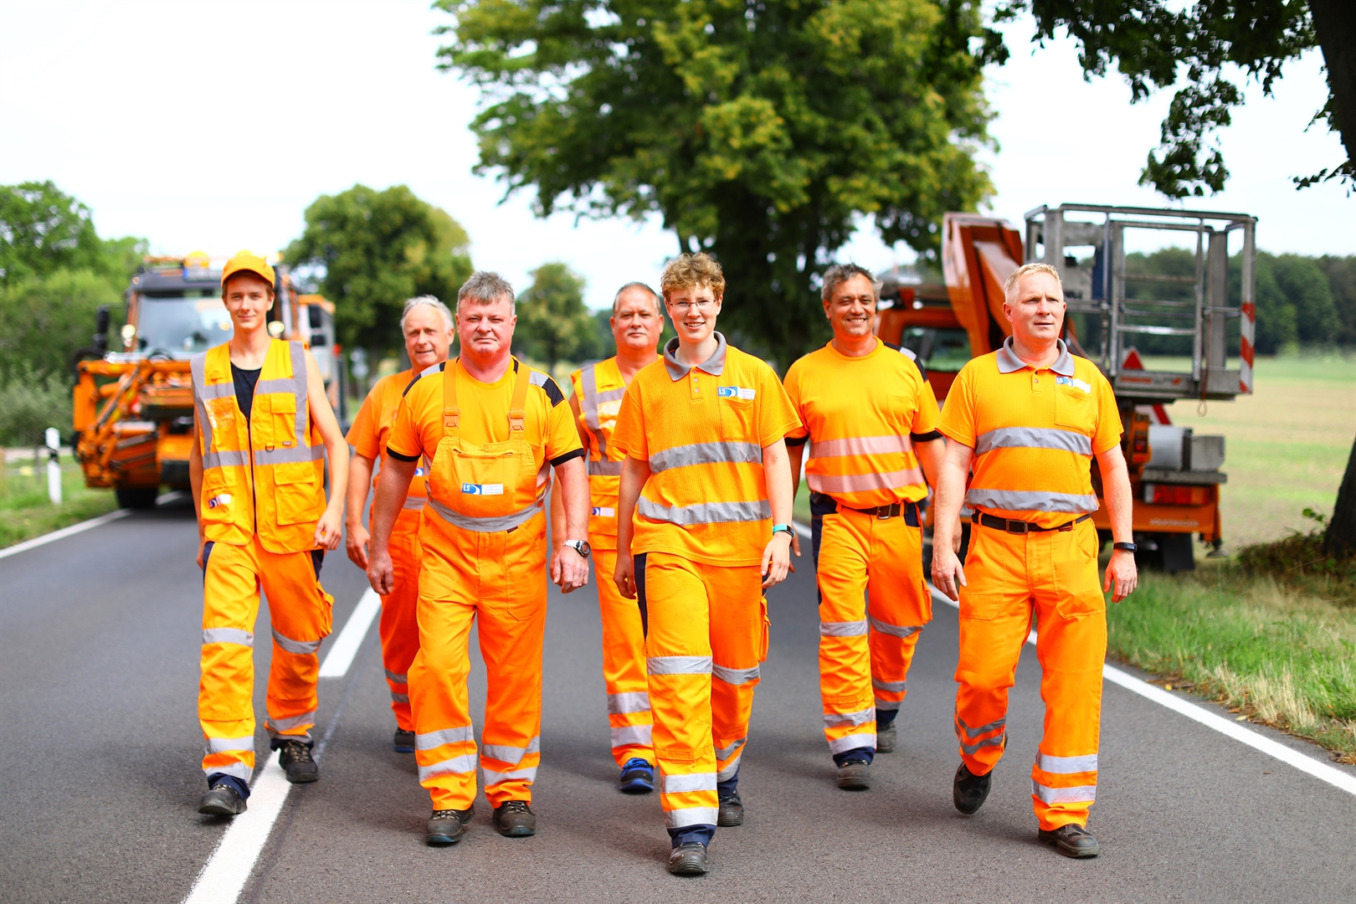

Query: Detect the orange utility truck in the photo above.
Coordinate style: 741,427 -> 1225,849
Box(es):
879,204 -> 1256,571
72,251 -> 342,508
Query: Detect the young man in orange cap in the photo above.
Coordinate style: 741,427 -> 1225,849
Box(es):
612,252 -> 800,876
345,296 -> 455,752
190,250 -> 349,817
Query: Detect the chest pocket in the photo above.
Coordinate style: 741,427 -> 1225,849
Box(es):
206,395 -> 239,445
1054,382 -> 1096,434
253,392 -> 299,451
718,386 -> 759,444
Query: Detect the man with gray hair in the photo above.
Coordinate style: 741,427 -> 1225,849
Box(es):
345,296 -> 455,752
368,271 -> 591,845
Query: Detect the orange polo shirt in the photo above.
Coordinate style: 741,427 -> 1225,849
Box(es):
612,333 -> 800,568
347,368 -> 428,504
784,340 -> 941,509
939,338 -> 1122,530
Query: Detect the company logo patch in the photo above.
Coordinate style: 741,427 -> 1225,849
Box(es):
414,467 -> 427,477
591,506 -> 616,518
207,494 -> 232,508
461,483 -> 504,496
717,386 -> 756,401
1056,375 -> 1092,394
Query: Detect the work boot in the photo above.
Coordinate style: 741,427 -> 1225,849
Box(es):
426,806 -> 474,846
276,740 -> 319,783
667,841 -> 709,876
716,790 -> 744,827
393,728 -> 416,754
1039,823 -> 1100,858
876,723 -> 897,754
619,757 -> 655,794
836,758 -> 871,790
198,783 -> 246,817
952,762 -> 991,815
492,800 -> 536,837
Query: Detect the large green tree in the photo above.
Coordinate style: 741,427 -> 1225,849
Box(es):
436,0 -> 997,362
285,184 -> 474,363
515,262 -> 596,372
997,1 -> 1353,196
0,181 -> 144,285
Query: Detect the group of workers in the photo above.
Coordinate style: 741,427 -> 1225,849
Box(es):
188,248 -> 1137,876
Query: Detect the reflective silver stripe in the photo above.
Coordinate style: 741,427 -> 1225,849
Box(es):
391,693 -> 409,704
811,435 -> 913,459
205,761 -> 252,781
417,726 -> 476,750
202,450 -> 249,469
607,691 -> 651,714
579,363 -> 613,460
829,733 -> 876,754
1036,752 -> 1099,774
665,806 -> 719,829
286,340 -> 308,449
716,756 -> 743,782
205,735 -> 253,754
956,715 -> 1005,741
610,724 -> 653,748
714,738 -> 746,760
589,460 -> 623,476
418,752 -> 478,782
1032,781 -> 1097,804
482,736 -> 541,765
637,497 -> 770,525
965,488 -> 1099,514
267,711 -> 316,733
190,352 -> 216,460
483,766 -> 538,785
808,467 -> 924,495
650,441 -> 762,473
712,663 -> 760,685
528,369 -> 551,389
647,655 -> 712,676
254,445 -> 324,465
254,378 -> 295,395
959,734 -> 1005,755
824,707 -> 874,728
661,772 -> 717,794
425,494 -> 544,533
976,427 -> 1092,457
203,627 -> 253,647
869,616 -> 922,639
385,669 -> 407,684
820,619 -> 867,637
872,678 -> 908,693
402,496 -> 426,511
873,699 -> 902,712
272,629 -> 322,656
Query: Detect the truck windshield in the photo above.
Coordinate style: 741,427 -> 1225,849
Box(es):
136,294 -> 234,358
900,327 -> 971,373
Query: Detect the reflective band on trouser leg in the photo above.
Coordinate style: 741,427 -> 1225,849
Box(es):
953,525 -> 1034,776
378,509 -> 422,731
864,513 -> 931,726
199,540 -> 264,781
595,547 -> 655,769
1029,519 -> 1106,830
707,563 -> 763,787
258,538 -> 333,743
815,510 -> 876,756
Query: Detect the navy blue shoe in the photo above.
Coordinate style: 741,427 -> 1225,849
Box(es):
619,757 -> 655,794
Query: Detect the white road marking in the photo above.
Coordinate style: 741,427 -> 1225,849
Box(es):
0,491 -> 186,561
319,589 -> 381,677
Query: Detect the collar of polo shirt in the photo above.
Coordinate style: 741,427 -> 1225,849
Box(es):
663,331 -> 729,381
995,336 -> 1076,376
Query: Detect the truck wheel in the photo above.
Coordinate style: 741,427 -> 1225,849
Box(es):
114,486 -> 159,510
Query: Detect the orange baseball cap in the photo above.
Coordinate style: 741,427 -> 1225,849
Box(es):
221,250 -> 276,288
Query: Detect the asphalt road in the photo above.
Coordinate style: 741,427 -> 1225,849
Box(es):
2,499 -> 1354,904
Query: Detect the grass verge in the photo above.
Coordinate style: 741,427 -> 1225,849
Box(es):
0,453 -> 120,549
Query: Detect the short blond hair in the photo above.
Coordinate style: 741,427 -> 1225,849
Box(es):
660,252 -> 725,302
1003,262 -> 1062,301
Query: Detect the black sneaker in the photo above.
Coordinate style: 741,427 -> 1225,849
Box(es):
393,729 -> 415,754
876,723 -> 897,753
198,783 -> 246,816
717,790 -> 744,827
836,758 -> 871,790
667,841 -> 709,876
492,800 -> 536,837
426,806 -> 474,846
276,739 -> 319,784
953,762 -> 991,815
1039,823 -> 1100,858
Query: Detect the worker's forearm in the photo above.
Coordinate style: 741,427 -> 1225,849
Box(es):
616,457 -> 648,554
787,442 -> 805,503
555,457 -> 589,540
1099,451 -> 1134,543
916,437 -> 946,491
370,458 -> 415,550
763,440 -> 793,524
347,454 -> 374,528
932,443 -> 973,548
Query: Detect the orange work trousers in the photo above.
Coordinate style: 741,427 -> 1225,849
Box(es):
813,503 -> 931,761
637,552 -> 767,844
410,512 -> 548,811
377,507 -> 422,732
954,518 -> 1106,831
199,537 -> 334,784
593,546 -> 655,769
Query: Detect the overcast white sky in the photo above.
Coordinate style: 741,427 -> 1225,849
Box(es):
1,0 -> 1349,312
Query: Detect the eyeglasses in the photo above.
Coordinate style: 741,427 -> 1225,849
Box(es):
668,299 -> 716,313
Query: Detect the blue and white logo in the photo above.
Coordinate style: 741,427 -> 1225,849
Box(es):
717,386 -> 756,400
461,482 -> 504,496
1055,375 -> 1092,393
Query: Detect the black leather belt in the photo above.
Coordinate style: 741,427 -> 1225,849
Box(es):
811,493 -> 920,526
975,512 -> 1092,534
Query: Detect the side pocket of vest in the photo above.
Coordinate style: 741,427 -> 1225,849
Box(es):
273,462 -> 321,525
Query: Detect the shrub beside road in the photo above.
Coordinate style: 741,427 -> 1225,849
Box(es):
0,452 -> 117,549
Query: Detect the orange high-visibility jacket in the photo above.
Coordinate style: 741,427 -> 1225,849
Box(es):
570,357 -> 628,548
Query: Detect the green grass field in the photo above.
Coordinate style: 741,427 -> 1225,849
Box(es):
0,453 -> 119,548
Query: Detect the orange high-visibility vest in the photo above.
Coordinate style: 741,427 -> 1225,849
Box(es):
570,358 -> 627,545
191,340 -> 326,552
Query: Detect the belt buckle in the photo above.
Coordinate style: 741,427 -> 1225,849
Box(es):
1010,519 -> 1028,534
876,505 -> 891,520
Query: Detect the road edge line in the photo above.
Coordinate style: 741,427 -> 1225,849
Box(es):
319,588 -> 381,678
0,508 -> 130,560
182,756 -> 292,904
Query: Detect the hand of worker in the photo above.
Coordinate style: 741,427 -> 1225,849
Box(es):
195,537 -> 208,570
932,545 -> 967,602
345,520 -> 370,570
314,508 -> 343,551
788,531 -> 802,573
367,546 -> 395,596
760,532 -> 794,589
951,522 -> 964,553
1104,549 -> 1138,603
551,546 -> 590,594
614,553 -> 637,600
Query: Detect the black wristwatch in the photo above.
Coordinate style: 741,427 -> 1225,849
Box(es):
1112,542 -> 1137,553
564,539 -> 591,559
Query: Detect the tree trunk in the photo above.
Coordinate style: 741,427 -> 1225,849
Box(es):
1323,433 -> 1356,558
1309,0 -> 1356,169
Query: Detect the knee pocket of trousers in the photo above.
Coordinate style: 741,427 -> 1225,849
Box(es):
1053,533 -> 1104,619
959,592 -> 1009,622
